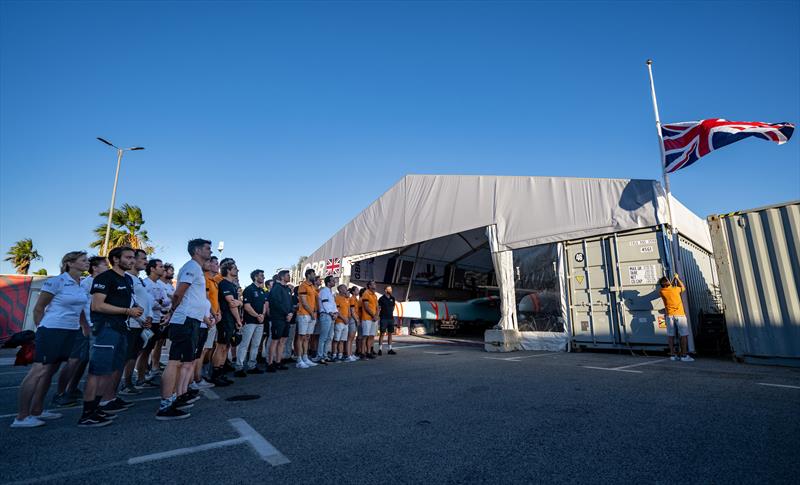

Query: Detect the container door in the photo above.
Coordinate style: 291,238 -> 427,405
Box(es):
566,239 -> 616,344
611,230 -> 669,345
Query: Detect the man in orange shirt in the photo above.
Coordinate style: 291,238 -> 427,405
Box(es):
659,273 -> 693,362
199,256 -> 224,386
294,269 -> 319,369
360,280 -> 379,359
348,287 -> 361,360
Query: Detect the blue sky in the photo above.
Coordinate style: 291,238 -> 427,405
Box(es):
1,0 -> 798,276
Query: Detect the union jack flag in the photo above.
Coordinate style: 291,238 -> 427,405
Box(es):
661,119 -> 794,173
325,258 -> 342,276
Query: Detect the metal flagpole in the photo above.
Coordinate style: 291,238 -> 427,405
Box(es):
646,59 -> 680,276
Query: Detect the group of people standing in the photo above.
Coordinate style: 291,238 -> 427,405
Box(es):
11,239 -> 400,429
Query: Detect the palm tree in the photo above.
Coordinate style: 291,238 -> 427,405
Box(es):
91,203 -> 154,254
4,238 -> 42,274
32,268 -> 48,276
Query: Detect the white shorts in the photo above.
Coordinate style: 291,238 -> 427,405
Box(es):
204,326 -> 217,349
666,315 -> 689,337
333,323 -> 348,341
297,315 -> 314,335
361,320 -> 376,337
348,319 -> 357,336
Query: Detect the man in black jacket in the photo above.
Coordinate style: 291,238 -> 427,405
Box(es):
267,270 -> 293,372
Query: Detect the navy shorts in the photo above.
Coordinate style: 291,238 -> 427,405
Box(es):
195,327 -> 209,359
34,327 -> 78,365
126,328 -> 144,361
270,320 -> 289,340
379,318 -> 396,333
69,331 -> 90,362
89,324 -> 128,376
168,319 -> 199,363
216,320 -> 236,345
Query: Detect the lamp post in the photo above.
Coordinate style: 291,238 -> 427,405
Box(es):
97,137 -> 144,256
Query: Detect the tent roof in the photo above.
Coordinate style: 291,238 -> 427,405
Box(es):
307,174 -> 712,264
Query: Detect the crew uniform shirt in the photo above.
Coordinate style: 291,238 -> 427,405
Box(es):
128,273 -> 154,329
205,272 -> 222,316
378,294 -> 396,320
242,283 -> 268,324
659,286 -> 685,317
38,273 -> 89,330
142,277 -> 170,323
80,276 -> 94,326
296,281 -> 318,317
170,260 -> 207,325
360,289 -> 378,321
334,294 -> 351,323
318,287 -> 337,315
90,269 -> 134,330
218,279 -> 240,324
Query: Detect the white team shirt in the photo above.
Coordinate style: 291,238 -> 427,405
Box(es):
169,259 -> 207,324
127,271 -> 153,329
142,277 -> 169,322
80,276 -> 94,326
318,286 -> 337,314
39,273 -> 89,330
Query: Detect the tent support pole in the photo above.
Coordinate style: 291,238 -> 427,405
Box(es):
405,245 -> 421,302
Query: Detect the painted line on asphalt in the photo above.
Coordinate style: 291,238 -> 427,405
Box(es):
128,437 -> 245,464
228,417 -> 291,465
757,382 -> 800,390
613,358 -> 669,370
0,370 -> 29,376
583,366 -> 643,374
0,357 -> 16,366
483,353 -> 558,362
201,388 -> 220,400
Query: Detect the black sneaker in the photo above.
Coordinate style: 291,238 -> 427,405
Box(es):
223,362 -> 235,373
113,397 -> 134,408
181,392 -> 201,404
173,395 -> 195,410
282,357 -> 297,364
247,368 -> 265,375
78,412 -> 113,428
186,388 -> 200,398
52,393 -> 78,407
388,349 -> 396,355
211,377 -> 231,387
99,399 -> 128,414
95,409 -> 117,420
366,353 -> 375,359
234,370 -> 247,378
266,364 -> 277,373
156,405 -> 191,421
277,364 -> 289,370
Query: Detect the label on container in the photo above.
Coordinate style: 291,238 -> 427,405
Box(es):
628,264 -> 659,285
629,239 -> 656,247
640,246 -> 654,253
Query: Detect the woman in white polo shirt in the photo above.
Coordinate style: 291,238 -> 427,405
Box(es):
11,251 -> 90,428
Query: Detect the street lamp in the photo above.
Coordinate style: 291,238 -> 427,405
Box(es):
97,137 -> 145,256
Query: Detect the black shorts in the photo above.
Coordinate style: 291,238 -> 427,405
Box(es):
70,331 -> 90,362
34,328 -> 78,365
379,318 -> 396,333
168,319 -> 199,363
216,320 -> 236,345
142,325 -> 161,354
126,328 -> 144,361
195,327 -> 209,359
269,320 -> 290,340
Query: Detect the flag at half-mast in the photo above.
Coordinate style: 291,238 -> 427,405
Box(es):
661,119 -> 794,173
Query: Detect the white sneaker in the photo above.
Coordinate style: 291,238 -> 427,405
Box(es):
33,410 -> 62,420
670,355 -> 679,361
303,356 -> 318,367
680,355 -> 695,362
196,380 -> 214,389
348,355 -> 358,362
10,416 -> 46,428
296,361 -> 309,369
189,382 -> 200,391
310,355 -> 321,363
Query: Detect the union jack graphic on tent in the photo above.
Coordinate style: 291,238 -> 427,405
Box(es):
661,119 -> 794,173
325,258 -> 342,276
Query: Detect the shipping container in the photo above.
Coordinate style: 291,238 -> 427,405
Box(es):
565,226 -> 715,351
708,201 -> 800,366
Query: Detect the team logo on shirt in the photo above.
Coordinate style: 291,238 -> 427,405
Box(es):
93,283 -> 106,290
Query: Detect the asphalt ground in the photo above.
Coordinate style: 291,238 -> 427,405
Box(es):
0,337 -> 799,484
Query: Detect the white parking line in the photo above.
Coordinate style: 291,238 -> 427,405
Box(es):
201,388 -> 220,400
128,437 -> 245,464
484,353 -> 558,362
758,382 -> 800,390
584,358 -> 668,374
229,418 -> 291,465
0,357 -> 17,366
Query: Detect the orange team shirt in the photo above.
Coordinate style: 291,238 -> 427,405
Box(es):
205,272 -> 223,315
334,294 -> 350,323
659,286 -> 685,316
297,281 -> 318,316
350,295 -> 360,322
361,289 -> 378,321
